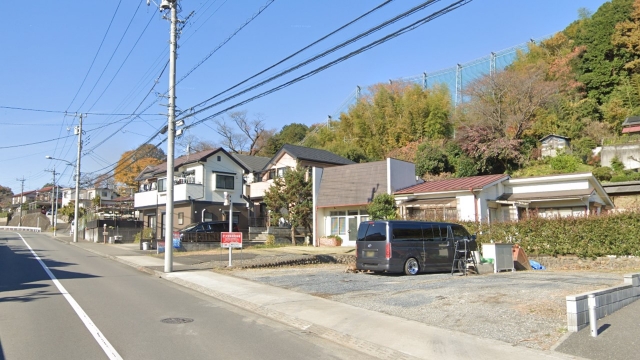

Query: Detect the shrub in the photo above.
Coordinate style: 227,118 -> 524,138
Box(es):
549,153 -> 581,173
265,234 -> 276,247
133,228 -> 154,243
592,166 -> 613,182
463,211 -> 640,258
327,234 -> 343,246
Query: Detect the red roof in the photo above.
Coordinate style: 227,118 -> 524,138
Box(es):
622,125 -> 640,133
395,174 -> 509,194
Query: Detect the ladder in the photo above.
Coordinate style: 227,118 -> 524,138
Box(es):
451,238 -> 477,276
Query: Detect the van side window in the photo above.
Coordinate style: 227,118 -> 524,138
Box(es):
452,225 -> 470,240
357,223 -> 370,241
365,223 -> 386,242
437,225 -> 451,241
392,223 -> 422,241
422,225 -> 435,241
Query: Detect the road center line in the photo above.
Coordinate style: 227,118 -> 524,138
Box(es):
18,233 -> 123,360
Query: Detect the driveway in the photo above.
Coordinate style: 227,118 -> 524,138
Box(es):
228,264 -> 626,351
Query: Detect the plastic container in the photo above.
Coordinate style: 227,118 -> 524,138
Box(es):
142,242 -> 149,251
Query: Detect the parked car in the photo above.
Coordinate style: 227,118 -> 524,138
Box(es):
356,220 -> 476,275
179,221 -> 239,242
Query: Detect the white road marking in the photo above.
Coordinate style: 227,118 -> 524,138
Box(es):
18,233 -> 123,360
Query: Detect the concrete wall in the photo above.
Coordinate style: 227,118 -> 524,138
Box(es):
566,273 -> 640,332
600,144 -> 640,170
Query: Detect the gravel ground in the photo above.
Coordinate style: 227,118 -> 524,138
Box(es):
227,264 -> 625,351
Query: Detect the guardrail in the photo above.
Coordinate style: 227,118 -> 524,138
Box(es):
0,226 -> 42,232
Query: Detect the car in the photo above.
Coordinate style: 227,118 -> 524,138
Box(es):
179,221 -> 239,242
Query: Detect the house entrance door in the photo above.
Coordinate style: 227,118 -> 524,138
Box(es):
347,216 -> 358,242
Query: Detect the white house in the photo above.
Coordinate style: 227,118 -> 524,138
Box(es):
312,158 -> 420,247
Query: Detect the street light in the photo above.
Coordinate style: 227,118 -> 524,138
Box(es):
46,156 -> 78,241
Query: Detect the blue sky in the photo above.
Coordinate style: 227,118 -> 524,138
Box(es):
0,0 -> 610,194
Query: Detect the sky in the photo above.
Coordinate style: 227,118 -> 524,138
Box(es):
0,0 -> 611,195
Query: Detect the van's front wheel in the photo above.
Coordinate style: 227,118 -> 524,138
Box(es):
404,258 -> 419,275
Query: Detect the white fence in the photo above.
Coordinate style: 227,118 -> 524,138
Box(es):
0,226 -> 42,232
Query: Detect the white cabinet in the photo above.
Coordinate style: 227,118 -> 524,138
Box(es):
482,243 -> 515,273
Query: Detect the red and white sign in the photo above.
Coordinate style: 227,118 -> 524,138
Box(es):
221,232 -> 243,248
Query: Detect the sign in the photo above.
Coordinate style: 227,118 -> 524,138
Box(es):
172,231 -> 181,248
221,232 -> 242,248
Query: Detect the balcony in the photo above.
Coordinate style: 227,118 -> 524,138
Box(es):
135,183 -> 204,208
248,180 -> 274,199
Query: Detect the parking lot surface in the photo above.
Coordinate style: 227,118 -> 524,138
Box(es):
230,265 -> 625,350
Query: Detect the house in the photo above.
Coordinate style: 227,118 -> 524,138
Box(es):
601,117 -> 640,170
602,180 -> 640,211
248,144 -> 355,227
312,158 -> 420,246
230,153 -> 271,227
621,116 -> 640,134
12,186 -> 62,212
394,173 -> 613,223
394,174 -> 508,223
60,187 -> 117,209
133,148 -> 250,240
540,134 -> 571,157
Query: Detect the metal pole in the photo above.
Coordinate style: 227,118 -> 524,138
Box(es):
164,0 -> 178,273
228,192 -> 233,267
17,177 -> 25,227
588,294 -> 598,337
54,184 -> 58,236
51,168 -> 55,235
73,114 -> 83,243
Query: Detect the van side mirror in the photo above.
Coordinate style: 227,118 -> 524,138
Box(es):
470,234 -> 477,241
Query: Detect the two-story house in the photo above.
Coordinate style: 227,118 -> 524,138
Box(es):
133,148 -> 250,240
12,186 -> 62,212
247,144 -> 355,227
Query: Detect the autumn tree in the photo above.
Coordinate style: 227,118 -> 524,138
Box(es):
114,144 -> 165,189
455,65 -> 558,173
263,166 -> 312,245
214,110 -> 274,155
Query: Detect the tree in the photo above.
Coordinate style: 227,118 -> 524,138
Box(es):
455,65 -> 558,173
0,185 -> 13,209
58,201 -> 85,222
214,110 -> 274,155
367,193 -> 397,220
114,144 -> 165,188
263,166 -> 313,244
415,141 -> 450,177
262,123 -> 309,156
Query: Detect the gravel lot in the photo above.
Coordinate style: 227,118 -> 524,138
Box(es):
228,264 -> 625,350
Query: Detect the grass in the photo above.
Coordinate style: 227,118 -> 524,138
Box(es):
511,162 -> 594,178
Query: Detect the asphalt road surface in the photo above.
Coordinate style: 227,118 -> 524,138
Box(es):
0,231 -> 372,360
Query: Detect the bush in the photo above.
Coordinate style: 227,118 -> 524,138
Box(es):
592,166 -> 613,182
463,211 -> 640,258
549,153 -> 582,173
327,234 -> 343,246
133,228 -> 154,243
265,234 -> 276,247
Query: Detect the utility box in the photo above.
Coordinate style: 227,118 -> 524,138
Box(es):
482,243 -> 515,273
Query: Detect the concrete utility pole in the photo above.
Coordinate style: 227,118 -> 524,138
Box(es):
45,168 -> 59,235
163,0 -> 178,273
73,114 -> 84,243
16,177 -> 25,227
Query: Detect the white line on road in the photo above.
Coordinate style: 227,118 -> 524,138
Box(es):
18,233 -> 123,360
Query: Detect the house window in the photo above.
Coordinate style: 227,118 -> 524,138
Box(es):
277,167 -> 287,178
329,211 -> 347,235
178,212 -> 184,225
102,191 -> 108,197
216,174 -> 234,190
268,169 -> 276,180
217,156 -> 221,161
158,178 -> 166,192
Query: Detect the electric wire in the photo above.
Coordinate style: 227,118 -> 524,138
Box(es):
193,0 -> 393,110
181,0 -> 441,118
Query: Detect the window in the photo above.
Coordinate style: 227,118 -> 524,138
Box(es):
158,178 -> 167,192
392,223 -> 422,241
451,225 -> 470,240
268,169 -> 276,180
216,174 -> 234,190
178,212 -> 184,225
217,156 -> 221,161
277,167 -> 287,178
102,191 -> 108,197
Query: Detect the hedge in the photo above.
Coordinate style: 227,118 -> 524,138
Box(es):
462,212 -> 640,258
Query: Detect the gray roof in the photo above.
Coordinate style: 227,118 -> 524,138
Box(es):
497,188 -> 594,202
602,181 -> 640,195
270,144 -> 355,169
622,116 -> 640,126
316,161 -> 387,207
231,153 -> 271,172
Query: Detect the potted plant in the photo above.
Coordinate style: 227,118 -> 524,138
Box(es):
319,234 -> 343,247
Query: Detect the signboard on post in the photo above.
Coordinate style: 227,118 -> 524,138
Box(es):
221,232 -> 242,248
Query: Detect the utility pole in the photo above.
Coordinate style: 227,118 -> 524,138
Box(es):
73,114 -> 84,243
16,177 -> 25,227
162,0 -> 178,273
45,168 -> 59,236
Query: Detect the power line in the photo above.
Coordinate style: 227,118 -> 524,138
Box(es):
192,0 -> 393,110
0,105 -> 158,116
181,0 -> 443,118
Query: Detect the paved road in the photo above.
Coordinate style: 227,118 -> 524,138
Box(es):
0,232 -> 372,360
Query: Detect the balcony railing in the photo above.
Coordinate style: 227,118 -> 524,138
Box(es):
134,182 -> 204,208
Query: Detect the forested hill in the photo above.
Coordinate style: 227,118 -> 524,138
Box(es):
271,0 -> 640,182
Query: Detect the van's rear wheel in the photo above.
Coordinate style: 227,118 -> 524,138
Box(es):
404,258 -> 419,275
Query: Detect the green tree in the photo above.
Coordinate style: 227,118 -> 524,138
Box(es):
263,166 -> 313,244
367,193 -> 397,220
58,202 -> 85,222
415,141 -> 450,177
262,123 -> 309,156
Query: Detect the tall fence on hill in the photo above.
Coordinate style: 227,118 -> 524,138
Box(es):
301,36 -> 548,144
